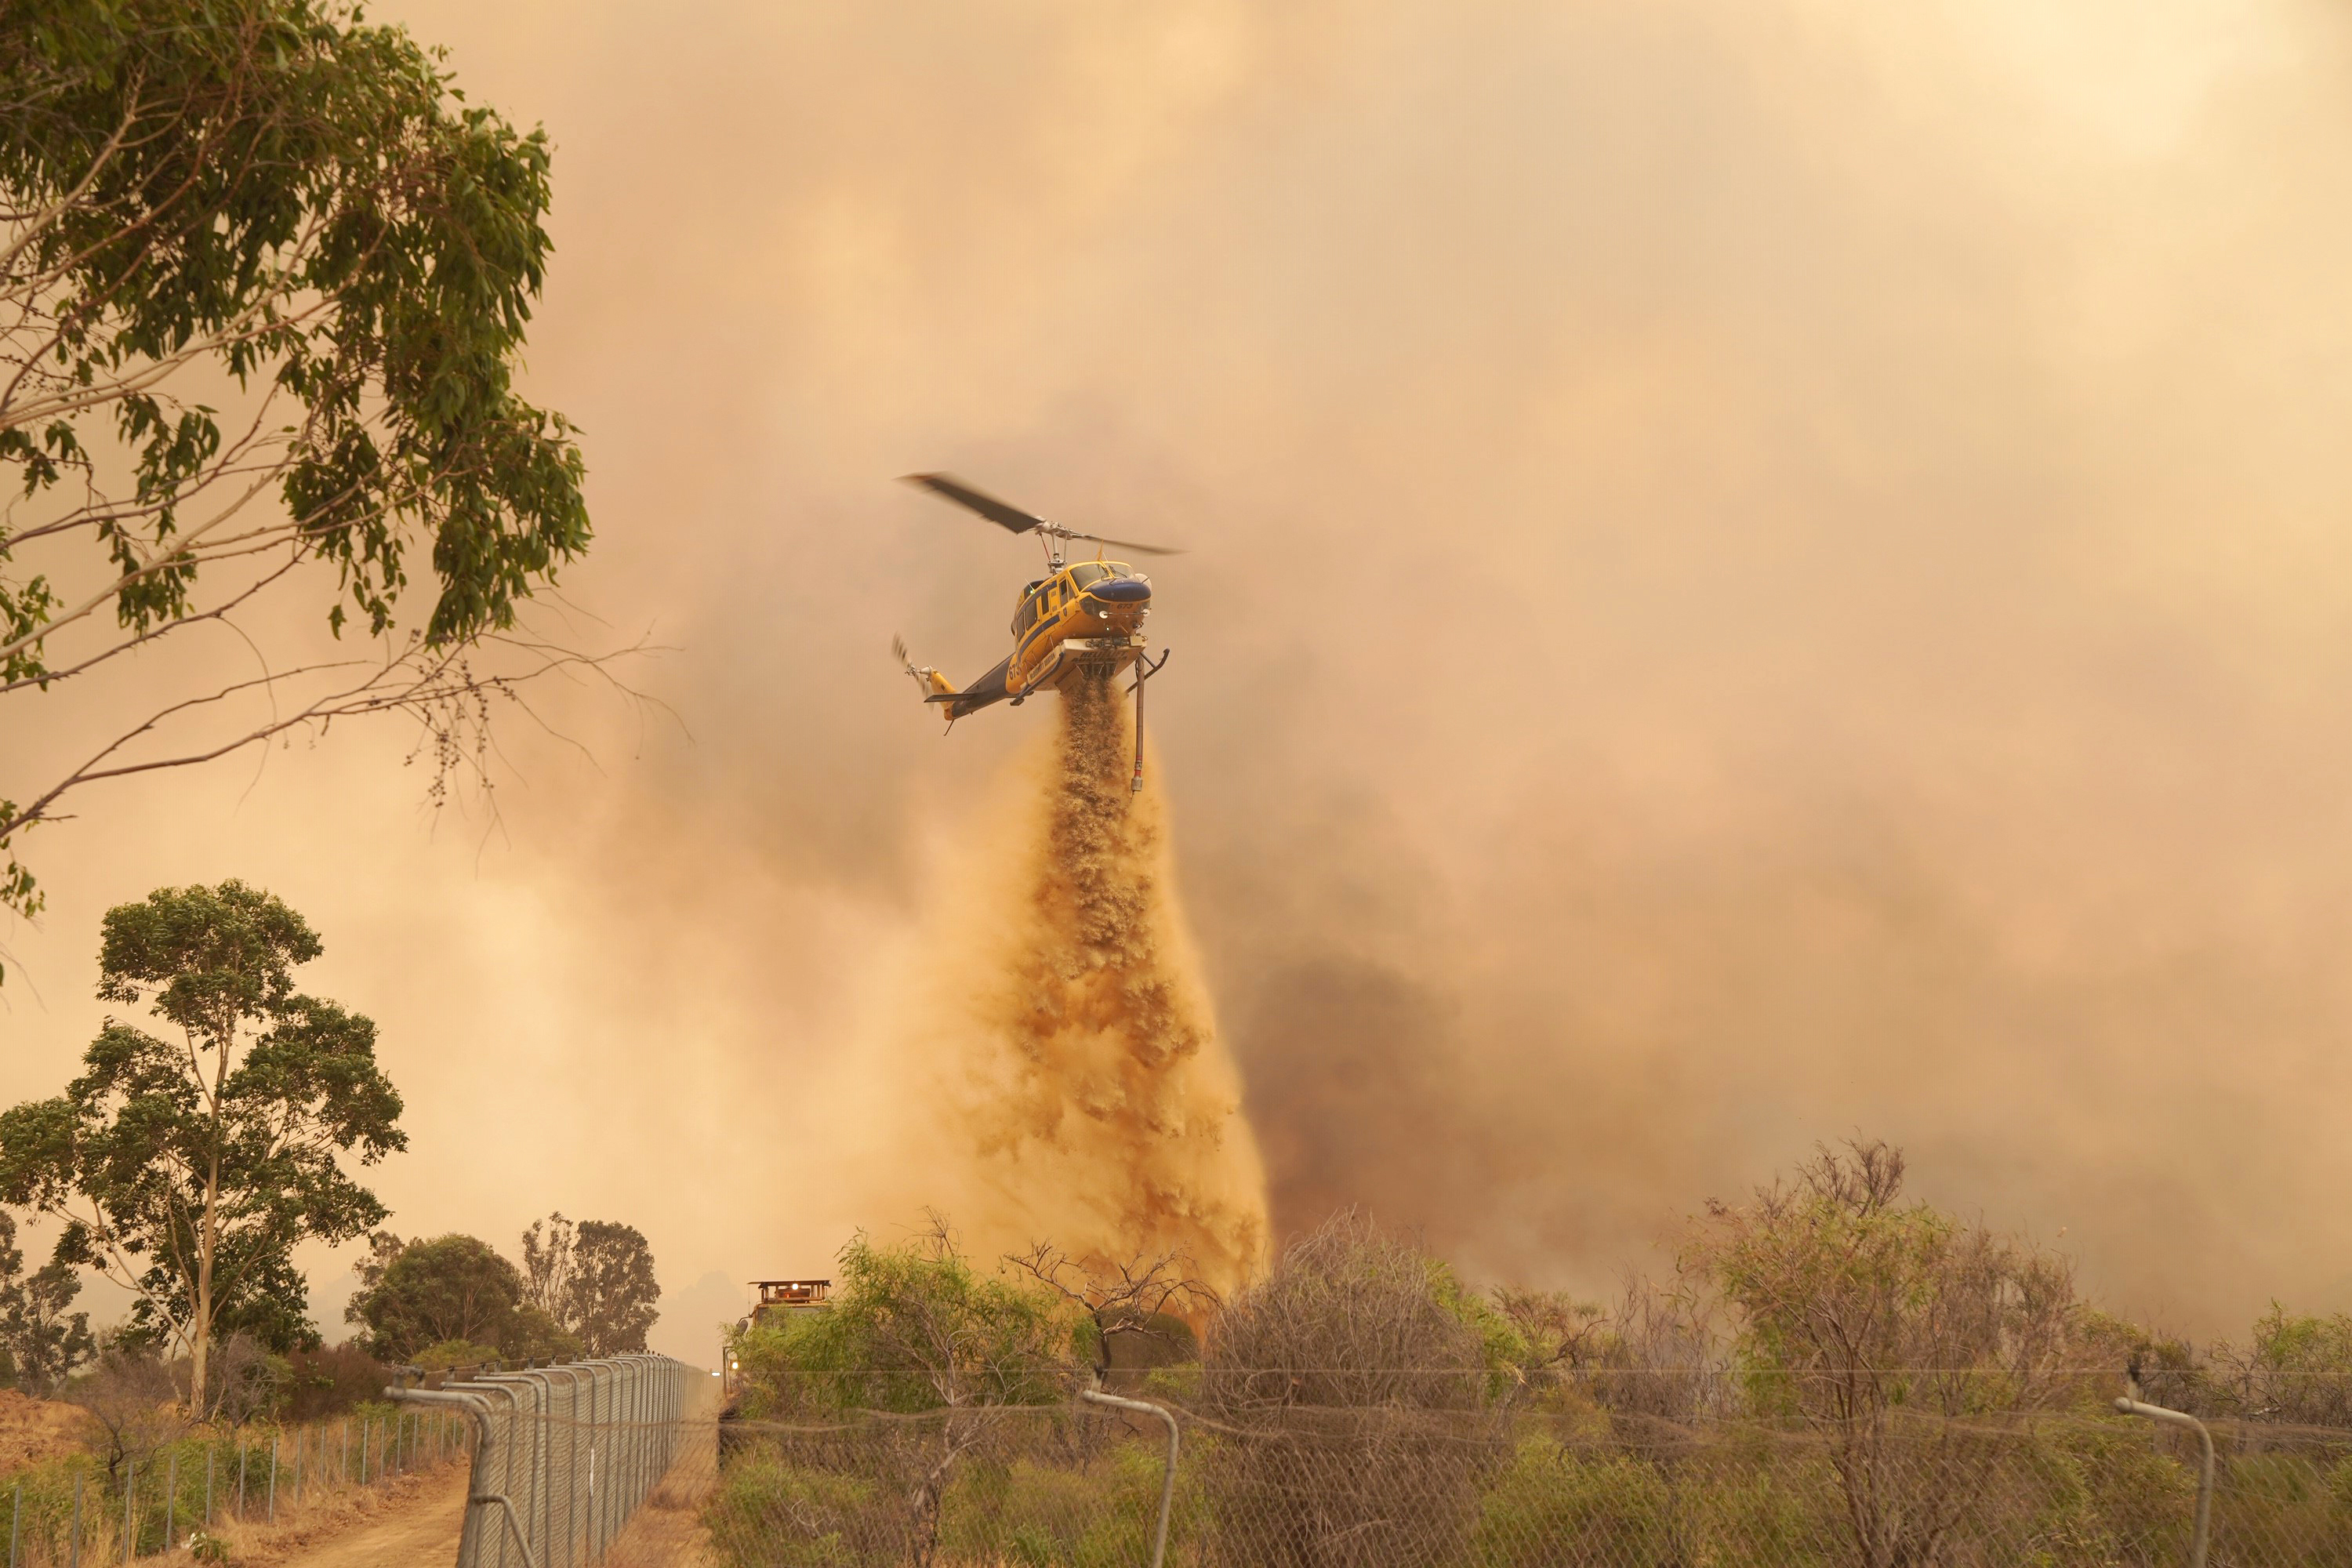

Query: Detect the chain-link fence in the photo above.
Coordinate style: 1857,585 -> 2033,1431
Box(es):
390,1353 -> 699,1568
0,1403 -> 465,1565
656,1399 -> 2351,1567
406,1375 -> 2352,1566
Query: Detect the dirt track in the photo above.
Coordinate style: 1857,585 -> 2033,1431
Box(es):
202,1465 -> 467,1567
269,1468 -> 467,1566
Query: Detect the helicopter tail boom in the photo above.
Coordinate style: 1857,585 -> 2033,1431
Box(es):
902,651 -> 1013,724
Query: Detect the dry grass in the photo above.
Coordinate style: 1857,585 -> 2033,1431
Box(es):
169,1453 -> 466,1566
0,1389 -> 89,1472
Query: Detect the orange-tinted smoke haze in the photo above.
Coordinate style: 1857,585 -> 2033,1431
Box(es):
9,0 -> 2352,1358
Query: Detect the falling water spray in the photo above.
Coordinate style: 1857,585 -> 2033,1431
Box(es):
891,673 -> 1268,1293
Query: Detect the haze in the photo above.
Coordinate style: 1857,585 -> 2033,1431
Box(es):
8,0 -> 2352,1360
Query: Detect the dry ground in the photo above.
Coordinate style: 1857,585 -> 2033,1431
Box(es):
600,1425 -> 722,1568
179,1457 -> 466,1566
262,1466 -> 469,1567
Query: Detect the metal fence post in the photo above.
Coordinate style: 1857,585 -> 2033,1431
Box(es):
10,1478 -> 18,1568
267,1432 -> 278,1524
68,1473 -> 80,1568
575,1362 -> 598,1559
633,1358 -> 650,1512
617,1360 -> 633,1522
165,1448 -> 177,1549
121,1457 -> 132,1565
2114,1395 -> 2214,1568
205,1443 -> 213,1526
1080,1389 -> 1179,1568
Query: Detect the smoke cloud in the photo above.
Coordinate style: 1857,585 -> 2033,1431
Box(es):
8,0 -> 2352,1356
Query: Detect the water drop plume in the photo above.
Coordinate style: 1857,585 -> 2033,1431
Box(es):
887,672 -> 1269,1294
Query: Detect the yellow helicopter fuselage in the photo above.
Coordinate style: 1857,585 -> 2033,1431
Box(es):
1008,560 -> 1150,693
907,558 -> 1153,721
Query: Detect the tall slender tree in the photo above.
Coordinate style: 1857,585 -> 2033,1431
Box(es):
0,1210 -> 93,1392
519,1211 -> 577,1322
0,880 -> 404,1413
571,1221 -> 659,1356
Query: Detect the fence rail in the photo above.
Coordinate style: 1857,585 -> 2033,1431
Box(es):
391,1352 -> 699,1568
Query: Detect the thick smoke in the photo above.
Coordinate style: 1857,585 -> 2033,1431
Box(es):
11,0 -> 2352,1353
878,675 -> 1266,1293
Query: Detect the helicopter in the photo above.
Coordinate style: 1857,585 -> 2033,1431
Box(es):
894,473 -> 1179,793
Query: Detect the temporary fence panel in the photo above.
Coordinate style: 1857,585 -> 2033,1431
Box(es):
391,1353 -> 698,1568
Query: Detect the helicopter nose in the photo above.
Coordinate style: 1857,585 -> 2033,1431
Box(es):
1089,578 -> 1151,605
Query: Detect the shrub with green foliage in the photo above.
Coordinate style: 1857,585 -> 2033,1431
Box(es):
721,1220 -> 1081,1568
2213,1305 -> 2352,1428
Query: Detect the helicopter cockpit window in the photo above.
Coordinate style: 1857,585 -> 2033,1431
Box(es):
1065,563 -> 1110,590
1014,582 -> 1046,636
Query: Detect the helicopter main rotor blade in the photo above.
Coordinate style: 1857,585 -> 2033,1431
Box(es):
1059,528 -> 1185,557
902,473 -> 1049,535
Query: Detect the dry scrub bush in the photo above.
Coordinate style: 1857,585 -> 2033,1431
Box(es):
1197,1210 -> 1504,1568
1688,1139 -> 2096,1568
1583,1279 -> 1737,1431
69,1341 -> 183,1481
281,1342 -> 393,1421
2210,1306 -> 2352,1428
199,1332 -> 284,1425
1002,1240 -> 1209,1388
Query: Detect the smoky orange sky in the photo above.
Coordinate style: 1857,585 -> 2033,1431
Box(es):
9,0 -> 2352,1363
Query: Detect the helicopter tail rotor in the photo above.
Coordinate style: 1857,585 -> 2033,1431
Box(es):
892,634 -> 947,699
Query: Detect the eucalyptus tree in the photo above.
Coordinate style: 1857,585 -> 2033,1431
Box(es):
0,0 -> 602,974
0,1209 -> 93,1392
570,1219 -> 660,1356
0,880 -> 405,1414
520,1210 -> 662,1355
